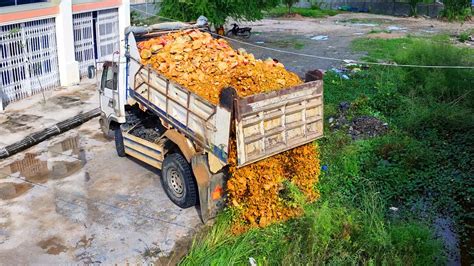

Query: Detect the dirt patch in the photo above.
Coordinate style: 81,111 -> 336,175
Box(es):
154,234 -> 195,265
329,102 -> 388,139
38,237 -> 68,255
50,95 -> 83,109
78,128 -> 109,142
282,13 -> 305,19
350,116 -> 388,139
0,114 -> 41,132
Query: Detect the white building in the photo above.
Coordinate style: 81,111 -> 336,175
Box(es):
0,0 -> 131,110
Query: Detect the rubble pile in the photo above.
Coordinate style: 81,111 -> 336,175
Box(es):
139,29 -> 320,232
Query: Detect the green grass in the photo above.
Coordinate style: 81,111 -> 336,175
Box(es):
181,36 -> 474,264
368,29 -> 392,34
267,7 -> 339,18
341,18 -> 377,24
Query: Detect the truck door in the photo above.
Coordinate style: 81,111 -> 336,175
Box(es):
99,62 -> 119,121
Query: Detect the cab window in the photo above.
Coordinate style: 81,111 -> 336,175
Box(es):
101,64 -> 118,90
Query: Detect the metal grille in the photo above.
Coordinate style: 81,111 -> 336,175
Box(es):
73,12 -> 95,77
96,9 -> 120,61
0,18 -> 59,105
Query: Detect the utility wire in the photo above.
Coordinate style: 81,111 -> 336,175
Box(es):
130,7 -> 474,70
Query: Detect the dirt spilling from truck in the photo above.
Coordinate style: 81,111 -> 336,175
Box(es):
139,29 -> 320,232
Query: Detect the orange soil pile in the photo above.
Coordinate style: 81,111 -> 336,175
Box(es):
139,29 -> 320,232
139,29 -> 301,104
228,142 -> 320,233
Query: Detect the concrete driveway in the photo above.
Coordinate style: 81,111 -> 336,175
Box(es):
0,118 -> 202,264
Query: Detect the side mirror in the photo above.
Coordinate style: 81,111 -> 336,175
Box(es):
87,65 -> 96,79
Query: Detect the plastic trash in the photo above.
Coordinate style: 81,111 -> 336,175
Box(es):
329,68 -> 350,79
255,41 -> 265,44
386,26 -> 406,31
195,16 -> 208,26
311,35 -> 328,41
249,257 -> 257,266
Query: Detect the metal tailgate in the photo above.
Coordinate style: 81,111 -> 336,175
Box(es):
234,80 -> 323,167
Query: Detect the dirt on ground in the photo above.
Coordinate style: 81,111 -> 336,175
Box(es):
228,13 -> 472,74
0,80 -> 99,148
0,118 -> 202,264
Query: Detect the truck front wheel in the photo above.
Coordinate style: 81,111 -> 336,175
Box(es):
161,153 -> 198,208
114,127 -> 126,157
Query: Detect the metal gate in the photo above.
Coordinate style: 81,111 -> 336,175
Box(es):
96,9 -> 120,62
73,12 -> 95,77
0,18 -> 60,104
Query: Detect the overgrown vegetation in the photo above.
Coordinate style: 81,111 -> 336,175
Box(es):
180,35 -> 474,264
267,6 -> 338,18
282,0 -> 298,14
441,0 -> 472,21
159,0 -> 279,26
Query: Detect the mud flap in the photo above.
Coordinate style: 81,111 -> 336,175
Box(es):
191,154 -> 227,223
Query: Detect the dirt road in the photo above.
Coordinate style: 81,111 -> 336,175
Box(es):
229,13 -> 472,73
0,118 -> 201,264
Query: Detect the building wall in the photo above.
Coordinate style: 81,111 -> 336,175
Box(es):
0,0 -> 130,110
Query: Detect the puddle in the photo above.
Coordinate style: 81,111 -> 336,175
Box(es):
0,136 -> 86,198
38,236 -> 68,255
0,183 -> 33,200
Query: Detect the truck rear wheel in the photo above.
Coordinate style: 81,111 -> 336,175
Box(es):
114,127 -> 126,157
161,153 -> 198,208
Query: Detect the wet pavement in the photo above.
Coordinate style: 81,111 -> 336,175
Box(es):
0,80 -> 99,148
0,118 -> 202,264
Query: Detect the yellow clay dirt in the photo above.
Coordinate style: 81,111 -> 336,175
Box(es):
139,29 -> 320,232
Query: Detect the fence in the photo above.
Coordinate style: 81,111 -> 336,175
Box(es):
72,8 -> 120,77
0,18 -> 60,106
73,12 -> 96,77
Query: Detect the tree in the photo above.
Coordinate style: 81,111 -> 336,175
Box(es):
282,0 -> 298,14
441,0 -> 472,21
159,0 -> 280,27
408,0 -> 422,16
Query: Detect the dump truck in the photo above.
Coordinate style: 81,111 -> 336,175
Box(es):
97,23 -> 324,222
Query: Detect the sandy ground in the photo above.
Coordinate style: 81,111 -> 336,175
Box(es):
228,13 -> 473,73
0,118 -> 202,264
0,79 -> 99,148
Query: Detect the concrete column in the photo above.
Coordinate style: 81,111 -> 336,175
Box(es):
116,0 -> 131,119
0,91 -> 4,111
55,0 -> 80,86
119,0 -> 131,34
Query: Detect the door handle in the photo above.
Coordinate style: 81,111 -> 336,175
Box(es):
108,99 -> 114,108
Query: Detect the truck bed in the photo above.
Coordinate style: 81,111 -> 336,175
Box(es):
125,29 -> 323,167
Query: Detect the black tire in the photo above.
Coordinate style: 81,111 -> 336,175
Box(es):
114,127 -> 126,157
225,30 -> 234,37
161,153 -> 198,208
